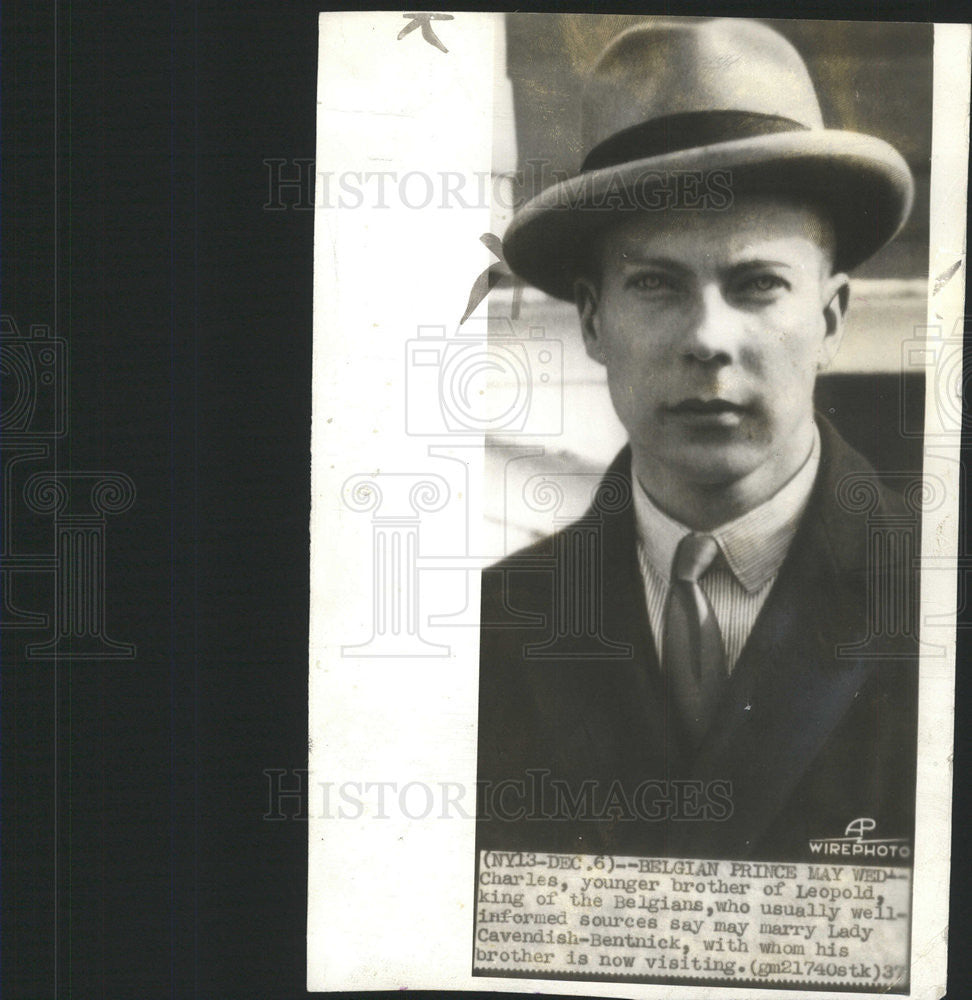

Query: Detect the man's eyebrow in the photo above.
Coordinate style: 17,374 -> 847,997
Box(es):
724,258 -> 794,272
614,255 -> 691,272
613,255 -> 797,272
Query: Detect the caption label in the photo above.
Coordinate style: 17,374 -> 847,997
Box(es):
474,851 -> 910,989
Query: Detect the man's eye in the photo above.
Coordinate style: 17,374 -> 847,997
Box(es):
738,275 -> 788,295
630,273 -> 675,292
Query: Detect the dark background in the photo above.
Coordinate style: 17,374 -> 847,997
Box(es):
2,2 -> 970,998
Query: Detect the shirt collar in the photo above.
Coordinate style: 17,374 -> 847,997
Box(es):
633,423 -> 821,593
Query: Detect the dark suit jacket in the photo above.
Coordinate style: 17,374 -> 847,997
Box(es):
477,419 -> 919,861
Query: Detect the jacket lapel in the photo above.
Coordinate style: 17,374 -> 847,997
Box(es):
562,422 -> 888,856
570,447 -> 692,778
685,419 -> 880,855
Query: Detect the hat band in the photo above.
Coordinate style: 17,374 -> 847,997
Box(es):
580,110 -> 810,172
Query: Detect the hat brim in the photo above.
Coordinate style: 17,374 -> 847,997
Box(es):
503,130 -> 915,301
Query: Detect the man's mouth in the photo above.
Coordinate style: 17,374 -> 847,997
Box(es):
668,398 -> 747,415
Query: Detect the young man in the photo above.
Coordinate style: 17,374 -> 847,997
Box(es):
477,18 -> 919,861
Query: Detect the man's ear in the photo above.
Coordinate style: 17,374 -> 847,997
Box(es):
574,277 -> 604,365
818,272 -> 850,369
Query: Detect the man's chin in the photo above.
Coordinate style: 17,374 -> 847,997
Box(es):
653,443 -> 766,489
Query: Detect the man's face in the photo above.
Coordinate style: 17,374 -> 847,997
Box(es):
576,194 -> 849,493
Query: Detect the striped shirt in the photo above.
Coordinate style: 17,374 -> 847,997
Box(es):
633,425 -> 821,673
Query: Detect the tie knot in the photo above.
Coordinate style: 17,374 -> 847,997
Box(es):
672,533 -> 719,583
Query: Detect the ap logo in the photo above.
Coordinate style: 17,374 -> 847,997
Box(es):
844,817 -> 877,840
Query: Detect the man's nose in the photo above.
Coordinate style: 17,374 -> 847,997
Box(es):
680,286 -> 742,363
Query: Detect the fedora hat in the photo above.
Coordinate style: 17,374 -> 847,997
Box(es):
503,18 -> 914,301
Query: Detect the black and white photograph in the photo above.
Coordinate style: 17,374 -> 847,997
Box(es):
472,15 -> 933,990
477,14 -> 926,862
307,9 -> 965,998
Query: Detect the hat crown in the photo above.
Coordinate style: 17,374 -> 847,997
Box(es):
581,19 -> 824,156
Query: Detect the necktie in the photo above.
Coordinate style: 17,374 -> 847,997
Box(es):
663,533 -> 727,749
